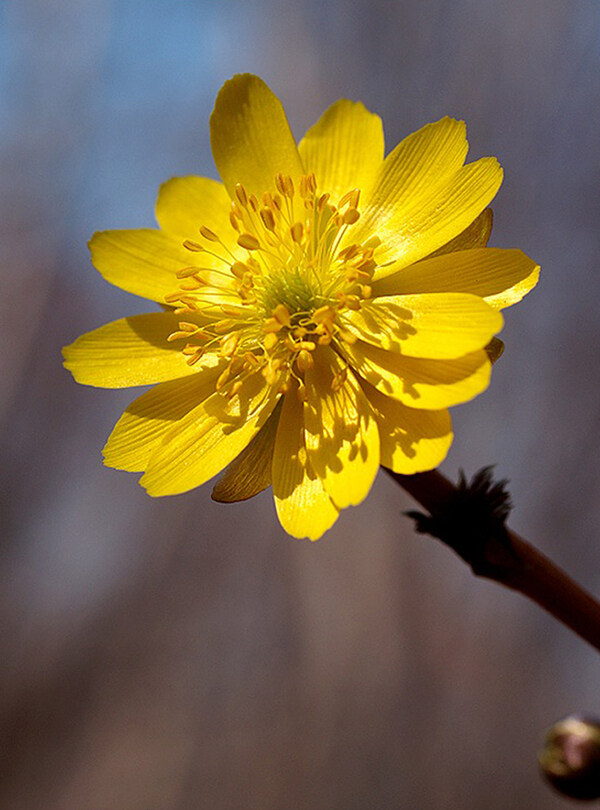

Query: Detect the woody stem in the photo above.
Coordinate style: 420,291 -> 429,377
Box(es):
387,468 -> 600,654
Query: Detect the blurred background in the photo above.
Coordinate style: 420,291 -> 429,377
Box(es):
1,1 -> 599,808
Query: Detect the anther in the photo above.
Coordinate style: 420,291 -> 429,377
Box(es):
272,304 -> 291,327
290,222 -> 304,243
199,225 -> 220,242
364,235 -> 381,249
296,350 -> 314,373
342,208 -> 360,225
316,193 -> 330,212
176,266 -> 201,278
263,332 -> 279,351
179,280 -> 203,291
167,331 -> 191,342
338,244 -> 360,261
234,183 -> 248,206
183,240 -> 204,252
275,173 -> 286,195
230,261 -> 250,279
237,233 -> 260,251
260,208 -> 276,231
220,333 -> 239,356
216,367 -> 231,390
283,175 -> 294,198
312,305 -> 336,324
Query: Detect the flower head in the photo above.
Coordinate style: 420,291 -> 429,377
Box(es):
63,74 -> 539,540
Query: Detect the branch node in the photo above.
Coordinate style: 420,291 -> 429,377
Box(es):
405,466 -> 518,579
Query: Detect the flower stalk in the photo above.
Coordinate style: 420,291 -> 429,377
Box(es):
388,467 -> 600,654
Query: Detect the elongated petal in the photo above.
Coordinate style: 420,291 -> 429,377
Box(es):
343,292 -> 503,358
341,339 -> 491,409
372,247 -> 540,310
427,208 -> 493,257
364,383 -> 453,473
155,176 -> 236,247
211,402 -> 282,502
298,99 -> 384,202
368,157 -> 503,278
210,74 -> 304,199
103,366 -> 225,471
89,229 -> 208,302
62,313 -> 214,387
272,384 -> 339,540
353,117 -> 467,240
303,348 -> 379,509
140,370 -> 282,496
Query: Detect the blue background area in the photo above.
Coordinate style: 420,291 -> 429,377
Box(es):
1,2 -> 599,808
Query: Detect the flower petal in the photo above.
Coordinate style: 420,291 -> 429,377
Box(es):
348,117 -> 502,277
272,384 -> 339,540
298,99 -> 384,203
343,292 -> 503,359
303,348 -> 379,509
210,74 -> 304,199
89,229 -> 201,302
103,366 -> 225,472
369,157 -> 503,278
427,207 -> 493,257
352,117 -> 467,246
140,370 -> 282,496
155,176 -> 236,246
364,383 -> 453,473
211,402 -> 282,502
371,247 -> 540,310
62,313 -> 214,388
341,339 -> 491,409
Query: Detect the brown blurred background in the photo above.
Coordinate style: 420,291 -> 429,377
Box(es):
1,1 -> 599,808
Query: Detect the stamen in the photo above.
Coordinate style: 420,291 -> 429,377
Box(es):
234,183 -> 248,206
199,225 -> 220,242
237,233 -> 260,251
183,240 -> 204,252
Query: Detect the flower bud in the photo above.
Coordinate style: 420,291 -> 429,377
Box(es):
538,715 -> 600,800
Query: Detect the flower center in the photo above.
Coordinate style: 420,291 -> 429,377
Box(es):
165,172 -> 382,396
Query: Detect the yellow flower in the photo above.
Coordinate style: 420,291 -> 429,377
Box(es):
63,74 -> 539,540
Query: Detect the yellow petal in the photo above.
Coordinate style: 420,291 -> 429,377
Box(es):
343,292 -> 503,358
89,227 -> 239,309
140,370 -> 282,496
155,176 -> 236,247
89,228 -> 208,302
341,339 -> 491,410
303,348 -> 380,509
210,74 -> 304,199
298,99 -> 384,202
211,402 -> 282,502
427,207 -> 493,257
352,117 -> 468,249
103,365 -> 225,471
371,247 -> 540,310
272,384 -> 339,540
364,383 -> 453,473
62,313 -> 214,388
368,157 -> 503,278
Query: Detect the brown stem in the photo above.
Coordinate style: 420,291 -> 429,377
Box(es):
387,469 -> 600,654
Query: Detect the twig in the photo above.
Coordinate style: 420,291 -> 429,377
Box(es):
387,467 -> 600,654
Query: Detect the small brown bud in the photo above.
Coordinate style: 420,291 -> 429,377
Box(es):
538,715 -> 600,800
